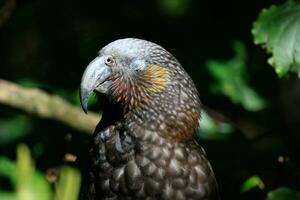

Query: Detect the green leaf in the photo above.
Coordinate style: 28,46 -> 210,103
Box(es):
266,187 -> 298,200
252,1 -> 300,77
55,166 -> 82,200
0,115 -> 34,144
241,175 -> 264,193
0,192 -> 16,200
159,0 -> 190,16
198,111 -> 233,140
0,157 -> 18,185
206,41 -> 266,111
0,144 -> 52,200
16,144 -> 52,200
0,145 -> 82,200
17,78 -> 46,88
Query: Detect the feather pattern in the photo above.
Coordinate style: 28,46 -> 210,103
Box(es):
81,38 -> 219,200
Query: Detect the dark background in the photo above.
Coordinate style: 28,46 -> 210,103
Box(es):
0,0 -> 299,199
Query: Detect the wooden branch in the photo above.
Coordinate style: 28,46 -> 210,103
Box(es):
0,0 -> 16,27
0,79 -> 262,139
0,79 -> 100,134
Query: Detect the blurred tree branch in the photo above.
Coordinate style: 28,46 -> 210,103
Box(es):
0,79 -> 100,134
0,0 -> 16,27
0,79 -> 262,139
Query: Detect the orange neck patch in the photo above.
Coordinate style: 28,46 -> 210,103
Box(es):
138,64 -> 170,94
111,64 -> 170,109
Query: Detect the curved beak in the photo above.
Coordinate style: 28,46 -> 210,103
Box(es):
80,56 -> 112,113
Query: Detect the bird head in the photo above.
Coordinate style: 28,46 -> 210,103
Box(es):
80,38 -> 201,140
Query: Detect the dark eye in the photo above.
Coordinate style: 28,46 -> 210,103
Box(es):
105,56 -> 115,66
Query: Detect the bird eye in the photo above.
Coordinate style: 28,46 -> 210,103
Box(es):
105,56 -> 115,66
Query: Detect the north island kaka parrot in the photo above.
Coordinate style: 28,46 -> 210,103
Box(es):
80,38 -> 219,200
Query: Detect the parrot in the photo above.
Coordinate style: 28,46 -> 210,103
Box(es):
80,38 -> 219,200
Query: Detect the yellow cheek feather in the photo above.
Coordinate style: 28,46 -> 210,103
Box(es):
141,64 -> 170,93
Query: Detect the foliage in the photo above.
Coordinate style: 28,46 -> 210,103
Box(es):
266,187 -> 298,200
159,0 -> 190,16
55,166 -> 81,200
252,0 -> 300,77
206,41 -> 267,111
198,111 -> 233,139
0,115 -> 33,144
241,175 -> 264,192
0,144 -> 52,200
0,144 -> 81,200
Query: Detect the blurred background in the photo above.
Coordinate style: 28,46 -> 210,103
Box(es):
0,0 -> 299,199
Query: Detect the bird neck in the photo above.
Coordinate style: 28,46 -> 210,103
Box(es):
109,66 -> 201,142
123,95 -> 200,142
110,64 -> 170,111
